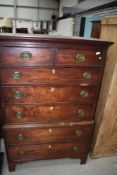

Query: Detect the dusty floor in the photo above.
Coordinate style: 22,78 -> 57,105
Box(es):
1,140 -> 117,175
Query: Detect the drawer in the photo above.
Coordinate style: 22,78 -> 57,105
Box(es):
4,124 -> 94,144
3,86 -> 99,103
4,103 -> 95,124
56,48 -> 104,66
1,67 -> 102,84
7,142 -> 89,161
0,47 -> 52,65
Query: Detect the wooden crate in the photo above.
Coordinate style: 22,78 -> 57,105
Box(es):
90,16 -> 117,158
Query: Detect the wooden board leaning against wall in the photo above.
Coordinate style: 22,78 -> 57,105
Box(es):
90,16 -> 117,158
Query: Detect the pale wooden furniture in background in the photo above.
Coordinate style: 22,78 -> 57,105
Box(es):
91,16 -> 117,158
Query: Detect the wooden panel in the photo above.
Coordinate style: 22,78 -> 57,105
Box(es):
4,124 -> 94,144
56,48 -> 105,66
91,16 -> 117,158
91,21 -> 101,39
4,103 -> 95,124
1,67 -> 102,85
3,86 -> 99,103
7,142 -> 89,162
0,47 -> 52,65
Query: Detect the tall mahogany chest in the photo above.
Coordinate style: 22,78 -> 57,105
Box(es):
0,34 -> 111,171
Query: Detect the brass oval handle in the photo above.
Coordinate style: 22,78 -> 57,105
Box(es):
16,133 -> 26,140
20,51 -> 32,61
14,111 -> 24,119
83,72 -> 92,80
80,90 -> 88,98
10,71 -> 22,80
75,130 -> 82,137
13,91 -> 23,99
76,109 -> 85,117
74,54 -> 86,62
73,146 -> 80,152
19,150 -> 27,156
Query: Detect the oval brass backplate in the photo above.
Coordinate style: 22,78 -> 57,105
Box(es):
80,90 -> 88,98
74,54 -> 86,62
20,51 -> 32,61
76,109 -> 85,117
10,72 -> 22,80
13,91 -> 23,99
19,150 -> 27,156
16,133 -> 26,140
14,111 -> 23,119
73,146 -> 80,152
83,72 -> 92,80
75,130 -> 82,137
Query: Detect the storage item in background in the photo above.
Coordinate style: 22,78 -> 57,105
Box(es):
91,16 -> 117,158
0,34 -> 111,172
16,28 -> 28,34
33,29 -> 48,34
91,20 -> 101,38
0,17 -> 13,33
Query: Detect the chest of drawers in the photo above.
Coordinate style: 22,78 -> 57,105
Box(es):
0,34 -> 111,171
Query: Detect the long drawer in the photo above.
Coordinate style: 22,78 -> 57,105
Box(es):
0,47 -> 52,65
7,142 -> 89,161
4,124 -> 94,144
1,67 -> 102,85
56,48 -> 104,66
4,103 -> 95,124
2,86 -> 99,103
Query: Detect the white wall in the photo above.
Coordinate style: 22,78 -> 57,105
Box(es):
0,0 -> 59,33
57,0 -> 77,36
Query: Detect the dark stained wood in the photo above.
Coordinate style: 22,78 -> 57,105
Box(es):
0,47 -> 52,66
0,34 -> 112,172
56,48 -> 105,66
3,86 -> 99,103
8,161 -> 16,172
91,21 -> 101,39
0,152 -> 4,175
7,142 -> 89,162
0,34 -> 112,47
1,67 -> 102,85
4,123 -> 94,144
4,103 -> 96,124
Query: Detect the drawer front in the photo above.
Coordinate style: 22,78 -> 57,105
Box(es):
4,124 -> 94,144
0,47 -> 52,65
3,86 -> 99,103
1,67 -> 102,84
7,142 -> 89,161
4,103 -> 95,124
56,49 -> 104,66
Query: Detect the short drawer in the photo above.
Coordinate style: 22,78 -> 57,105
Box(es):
4,124 -> 94,144
56,48 -> 104,66
0,47 -> 52,65
1,67 -> 102,84
4,103 -> 95,124
3,86 -> 99,103
7,142 -> 89,161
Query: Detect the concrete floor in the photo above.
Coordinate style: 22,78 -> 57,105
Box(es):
1,140 -> 117,175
